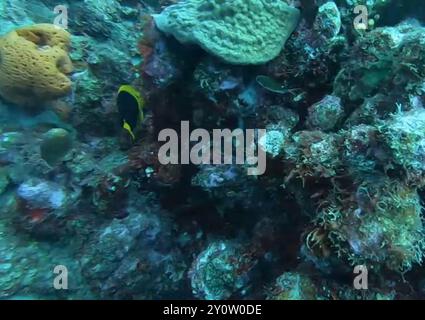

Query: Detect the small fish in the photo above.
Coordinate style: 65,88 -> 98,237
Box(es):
116,85 -> 145,141
256,75 -> 288,94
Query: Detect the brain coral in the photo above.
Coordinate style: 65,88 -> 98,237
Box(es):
153,0 -> 300,65
0,24 -> 73,107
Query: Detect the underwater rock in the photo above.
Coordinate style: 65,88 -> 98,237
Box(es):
257,106 -> 299,158
153,0 -> 300,65
189,240 -> 257,300
259,130 -> 287,158
267,272 -> 318,300
344,94 -> 398,127
264,8 -> 345,91
0,186 -> 89,297
0,131 -> 25,150
378,107 -> 425,187
0,131 -> 49,180
0,24 -> 73,107
192,165 -> 242,190
40,128 -> 73,166
67,0 -> 142,114
193,57 -> 243,104
87,41 -> 139,89
259,105 -> 300,130
334,285 -> 396,300
66,145 -> 129,189
313,1 -> 341,41
284,131 -> 343,179
81,195 -> 187,299
342,124 -> 382,177
71,68 -> 103,107
142,37 -> 184,90
0,0 -> 55,35
71,0 -> 121,38
334,20 -> 425,102
306,95 -> 344,131
17,178 -> 67,210
0,230 -> 89,299
81,212 -> 151,280
191,164 -> 271,214
14,176 -> 77,239
306,177 -> 425,273
92,171 -> 130,218
0,168 -> 10,195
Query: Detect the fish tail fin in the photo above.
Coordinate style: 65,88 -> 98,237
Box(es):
123,121 -> 136,141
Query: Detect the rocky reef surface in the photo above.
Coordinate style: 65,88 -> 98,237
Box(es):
1,0 -> 425,300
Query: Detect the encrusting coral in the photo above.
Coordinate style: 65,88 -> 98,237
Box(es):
153,0 -> 300,65
40,128 -> 73,167
0,24 -> 73,107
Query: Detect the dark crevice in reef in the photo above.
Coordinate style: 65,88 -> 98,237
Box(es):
379,0 -> 425,26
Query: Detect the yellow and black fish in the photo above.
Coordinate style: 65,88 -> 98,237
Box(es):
117,85 -> 144,140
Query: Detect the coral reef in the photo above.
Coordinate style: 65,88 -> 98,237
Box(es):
81,193 -> 187,299
2,0 -> 425,301
267,272 -> 318,300
189,240 -> 257,300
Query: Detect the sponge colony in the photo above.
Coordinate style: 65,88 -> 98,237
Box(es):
0,24 -> 73,107
153,0 -> 300,65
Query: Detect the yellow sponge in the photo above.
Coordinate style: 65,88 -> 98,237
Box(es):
0,24 -> 73,107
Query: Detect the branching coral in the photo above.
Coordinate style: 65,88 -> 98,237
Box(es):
378,107 -> 425,187
305,177 -> 425,273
